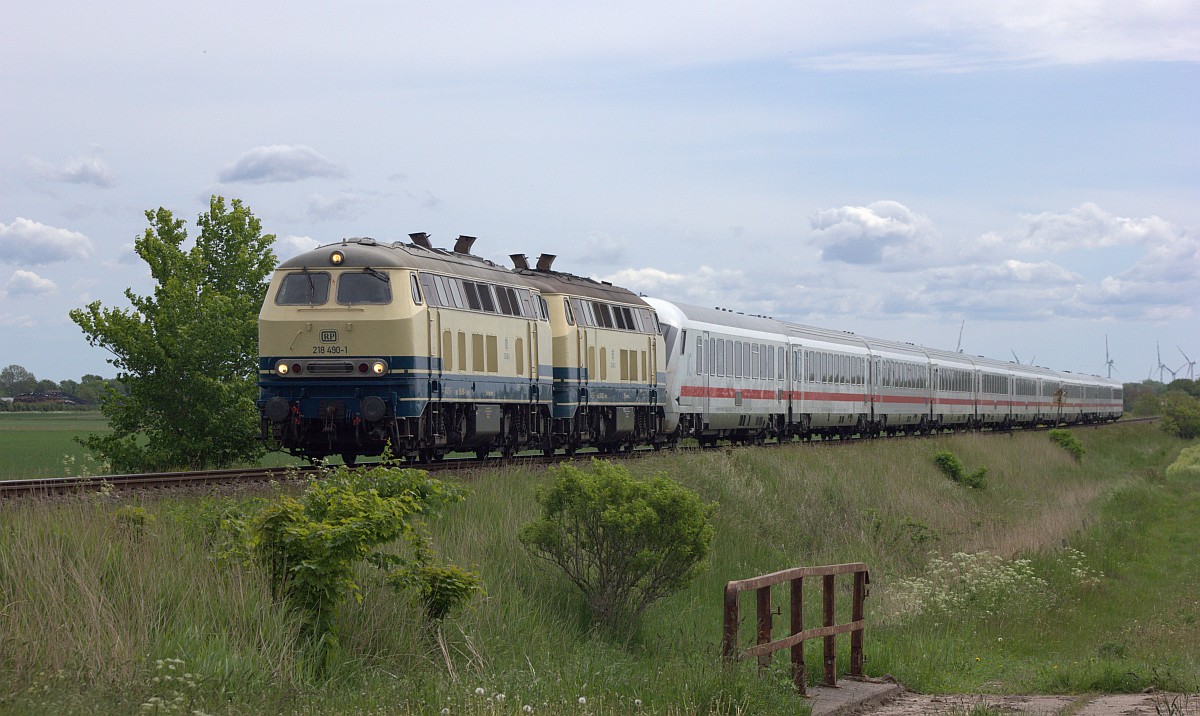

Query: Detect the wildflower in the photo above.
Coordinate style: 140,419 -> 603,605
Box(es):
635,698 -> 643,707
975,657 -> 980,662
524,707 -> 533,714
475,687 -> 485,696
441,709 -> 450,715
496,693 -> 506,703
579,696 -> 587,705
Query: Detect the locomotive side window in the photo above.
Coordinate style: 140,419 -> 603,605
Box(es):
276,271 -> 331,305
563,298 -> 575,325
410,274 -> 423,305
463,282 -> 483,311
337,270 -> 392,305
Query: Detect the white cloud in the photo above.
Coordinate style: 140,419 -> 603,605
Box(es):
809,200 -> 940,268
0,312 -> 36,328
5,269 -> 58,297
992,203 -> 1178,253
579,231 -> 631,267
276,234 -> 321,257
29,148 -> 116,187
0,218 -> 93,264
218,145 -> 347,184
306,193 -> 364,222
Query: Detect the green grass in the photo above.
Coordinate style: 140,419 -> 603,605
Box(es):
0,424 -> 1196,714
0,412 -> 112,479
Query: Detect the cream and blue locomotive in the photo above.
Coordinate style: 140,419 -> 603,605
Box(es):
258,235 -> 554,463
518,257 -> 667,454
258,236 -> 666,462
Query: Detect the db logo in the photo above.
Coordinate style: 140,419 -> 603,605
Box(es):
320,330 -> 338,343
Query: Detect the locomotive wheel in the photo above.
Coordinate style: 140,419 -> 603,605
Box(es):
475,448 -> 490,460
341,452 -> 358,467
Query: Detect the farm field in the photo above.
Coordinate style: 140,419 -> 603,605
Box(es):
0,412 -> 112,480
0,422 -> 1196,715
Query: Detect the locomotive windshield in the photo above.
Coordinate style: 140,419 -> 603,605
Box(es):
276,271 -> 331,305
337,270 -> 393,305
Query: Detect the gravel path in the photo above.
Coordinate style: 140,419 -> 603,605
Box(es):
857,691 -> 1198,715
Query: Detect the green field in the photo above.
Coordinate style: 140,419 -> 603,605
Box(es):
0,423 -> 1196,714
0,412 -> 112,479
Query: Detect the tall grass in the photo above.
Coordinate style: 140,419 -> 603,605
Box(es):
0,424 -> 1195,714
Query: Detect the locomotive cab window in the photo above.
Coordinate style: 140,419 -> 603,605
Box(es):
336,270 -> 392,305
276,271 -> 331,305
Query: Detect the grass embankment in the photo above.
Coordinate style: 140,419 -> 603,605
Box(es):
0,424 -> 1196,714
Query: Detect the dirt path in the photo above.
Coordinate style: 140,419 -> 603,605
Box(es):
858,691 -> 1198,715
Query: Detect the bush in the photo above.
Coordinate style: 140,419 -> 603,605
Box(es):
1160,391 -> 1200,439
1048,429 -> 1085,461
933,450 -> 987,489
1165,445 -> 1200,481
252,457 -> 480,661
519,459 -> 716,633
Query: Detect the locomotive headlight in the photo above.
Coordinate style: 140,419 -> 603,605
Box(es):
275,360 -> 290,375
329,250 -> 345,266
370,360 -> 388,376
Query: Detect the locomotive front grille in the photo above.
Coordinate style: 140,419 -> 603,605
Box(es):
305,360 -> 356,375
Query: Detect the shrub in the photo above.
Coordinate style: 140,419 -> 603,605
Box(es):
933,450 -> 988,489
1160,391 -> 1200,439
1048,429 -> 1085,461
1165,444 -> 1200,481
252,457 -> 480,660
519,459 -> 716,633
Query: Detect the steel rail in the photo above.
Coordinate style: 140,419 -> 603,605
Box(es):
0,416 -> 1155,499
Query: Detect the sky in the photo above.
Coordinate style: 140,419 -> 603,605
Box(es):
2,0 -> 1198,384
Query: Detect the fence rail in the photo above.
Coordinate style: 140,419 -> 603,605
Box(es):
723,562 -> 869,695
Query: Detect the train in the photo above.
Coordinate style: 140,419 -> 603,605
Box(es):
257,235 -> 1123,463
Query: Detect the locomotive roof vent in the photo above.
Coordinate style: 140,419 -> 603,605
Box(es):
536,253 -> 556,271
510,254 -> 530,270
409,232 -> 432,249
454,235 -> 477,254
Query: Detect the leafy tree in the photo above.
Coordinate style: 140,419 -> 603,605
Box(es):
0,364 -> 37,396
70,196 -> 276,472
1160,391 -> 1200,440
519,459 -> 716,633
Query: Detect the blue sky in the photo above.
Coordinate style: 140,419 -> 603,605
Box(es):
2,1 -> 1197,383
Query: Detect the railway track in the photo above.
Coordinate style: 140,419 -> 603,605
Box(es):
0,417 -> 1156,499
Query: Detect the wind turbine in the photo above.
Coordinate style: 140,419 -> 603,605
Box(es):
1156,343 -> 1180,382
1178,346 -> 1196,380
1104,335 -> 1116,379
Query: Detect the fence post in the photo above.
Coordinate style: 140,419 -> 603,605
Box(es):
823,574 -> 836,686
851,570 -> 866,677
791,576 -> 806,695
723,584 -> 739,662
756,585 -> 772,671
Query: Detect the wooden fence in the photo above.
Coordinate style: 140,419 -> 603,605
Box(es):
722,562 -> 869,695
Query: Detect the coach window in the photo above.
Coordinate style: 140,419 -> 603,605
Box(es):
695,336 -> 704,375
716,339 -> 725,376
337,270 -> 392,305
276,271 -> 330,305
706,339 -> 715,377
